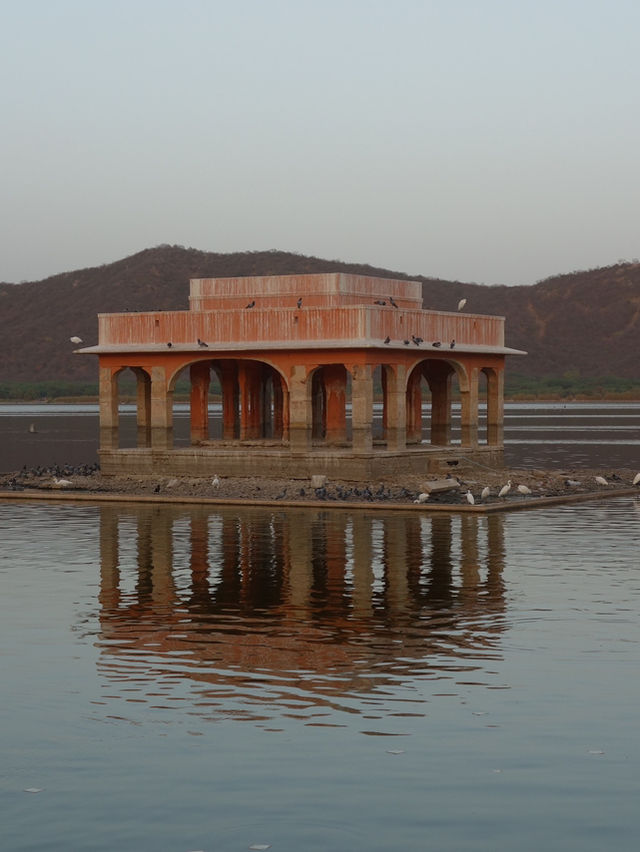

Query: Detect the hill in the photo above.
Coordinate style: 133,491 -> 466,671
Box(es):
1,245 -> 639,390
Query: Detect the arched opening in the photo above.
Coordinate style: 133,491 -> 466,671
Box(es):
114,367 -> 151,449
173,358 -> 288,447
406,359 -> 466,447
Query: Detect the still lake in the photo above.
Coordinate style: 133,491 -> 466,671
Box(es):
1,403 -> 640,851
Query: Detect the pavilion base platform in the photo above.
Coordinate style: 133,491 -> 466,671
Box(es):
99,444 -> 504,480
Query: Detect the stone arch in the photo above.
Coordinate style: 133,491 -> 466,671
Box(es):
406,359 -> 470,447
106,365 -> 152,449
167,356 -> 289,446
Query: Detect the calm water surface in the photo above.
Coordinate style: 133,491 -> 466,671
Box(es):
1,404 -> 640,850
2,499 -> 640,851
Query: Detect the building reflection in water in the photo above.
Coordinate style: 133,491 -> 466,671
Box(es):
97,505 -> 507,725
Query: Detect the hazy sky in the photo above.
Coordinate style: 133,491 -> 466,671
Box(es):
2,0 -> 639,286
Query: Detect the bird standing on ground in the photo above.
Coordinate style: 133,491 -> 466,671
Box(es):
498,479 -> 512,498
517,484 -> 531,497
481,485 -> 491,500
212,475 -> 220,488
414,492 -> 429,504
54,477 -> 72,487
457,298 -> 467,311
595,475 -> 608,486
466,489 -> 475,505
70,336 -> 83,345
633,473 -> 640,485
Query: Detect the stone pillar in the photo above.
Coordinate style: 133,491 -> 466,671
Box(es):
405,368 -> 423,444
486,367 -> 504,446
384,364 -> 407,451
150,365 -> 173,449
135,369 -> 151,448
324,364 -> 347,443
189,361 -> 210,444
460,366 -> 479,448
238,361 -> 262,440
430,372 -> 452,446
273,376 -> 284,440
99,365 -> 119,450
289,365 -> 312,453
350,364 -> 373,453
219,362 -> 239,440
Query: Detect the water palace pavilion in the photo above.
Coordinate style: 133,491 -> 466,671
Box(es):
80,273 -> 525,480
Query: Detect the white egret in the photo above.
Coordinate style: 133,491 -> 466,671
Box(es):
594,476 -> 608,486
498,479 -> 511,498
633,473 -> 640,486
481,485 -> 490,500
465,489 -> 475,505
54,477 -> 72,487
212,475 -> 220,488
517,484 -> 531,497
457,298 -> 467,311
69,336 -> 82,344
414,492 -> 429,504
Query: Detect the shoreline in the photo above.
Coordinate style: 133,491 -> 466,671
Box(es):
2,466 -> 639,513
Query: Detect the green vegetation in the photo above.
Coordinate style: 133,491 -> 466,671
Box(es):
1,374 -> 640,403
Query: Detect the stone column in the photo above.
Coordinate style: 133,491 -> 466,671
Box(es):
405,368 -> 423,444
384,364 -> 407,451
135,369 -> 151,448
219,362 -> 239,440
430,372 -> 452,446
150,365 -> 173,449
460,366 -> 479,448
350,364 -> 373,453
238,361 -> 262,440
189,361 -> 210,444
324,364 -> 347,443
486,367 -> 504,446
289,365 -> 312,453
99,365 -> 119,450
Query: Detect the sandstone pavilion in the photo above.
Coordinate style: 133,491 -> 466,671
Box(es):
79,273 -> 525,480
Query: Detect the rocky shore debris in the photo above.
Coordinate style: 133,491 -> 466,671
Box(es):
2,463 -> 640,506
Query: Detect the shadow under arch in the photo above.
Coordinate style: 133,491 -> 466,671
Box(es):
167,356 -> 290,447
406,358 -> 469,446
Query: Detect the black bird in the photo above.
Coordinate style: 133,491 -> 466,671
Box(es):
297,297 -> 303,308
432,341 -> 442,348
374,299 -> 386,306
403,339 -> 410,345
166,342 -> 173,348
411,335 -> 422,346
389,296 -> 398,308
245,300 -> 256,309
197,338 -> 208,347
383,336 -> 391,344
449,339 -> 455,349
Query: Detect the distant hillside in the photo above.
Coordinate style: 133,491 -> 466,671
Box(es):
1,245 -> 639,386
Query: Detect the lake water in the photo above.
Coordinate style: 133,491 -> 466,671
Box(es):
2,405 -> 640,850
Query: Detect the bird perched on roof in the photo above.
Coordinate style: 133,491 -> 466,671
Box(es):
457,298 -> 467,311
432,341 -> 442,348
389,296 -> 398,308
70,336 -> 83,344
403,339 -> 410,345
383,336 -> 391,344
297,297 -> 303,308
197,338 -> 208,347
450,339 -> 455,349
245,300 -> 256,308
374,299 -> 386,306
166,342 -> 173,348
411,335 -> 422,346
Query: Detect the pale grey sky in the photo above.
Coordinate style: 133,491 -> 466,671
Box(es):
1,0 -> 639,285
